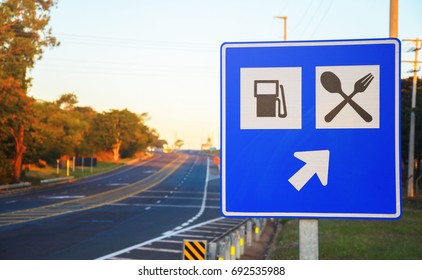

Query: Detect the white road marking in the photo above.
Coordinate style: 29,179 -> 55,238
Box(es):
142,190 -> 218,195
108,203 -> 129,206
155,239 -> 182,244
212,221 -> 243,226
96,217 -> 225,260
107,203 -> 218,209
135,247 -> 182,254
106,183 -> 129,187
200,225 -> 230,230
96,156 -> 220,260
132,195 -> 218,201
187,229 -> 220,234
40,195 -> 85,199
175,233 -> 209,239
164,158 -> 213,233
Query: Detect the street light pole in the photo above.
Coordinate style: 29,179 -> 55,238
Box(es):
274,16 -> 287,41
389,0 -> 398,38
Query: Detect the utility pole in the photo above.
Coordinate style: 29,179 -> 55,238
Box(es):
389,0 -> 398,38
274,16 -> 287,41
403,38 -> 422,197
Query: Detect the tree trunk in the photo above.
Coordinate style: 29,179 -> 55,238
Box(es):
112,141 -> 122,162
12,125 -> 26,182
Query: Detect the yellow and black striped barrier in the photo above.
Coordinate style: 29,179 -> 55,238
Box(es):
183,240 -> 206,260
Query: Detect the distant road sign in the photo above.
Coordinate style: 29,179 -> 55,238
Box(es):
221,39 -> 401,219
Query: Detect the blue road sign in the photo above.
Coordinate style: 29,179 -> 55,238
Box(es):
221,39 -> 401,219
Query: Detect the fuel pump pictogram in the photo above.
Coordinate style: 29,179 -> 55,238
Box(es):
254,80 -> 287,118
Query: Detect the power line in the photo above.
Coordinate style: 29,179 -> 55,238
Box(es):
309,0 -> 334,38
55,33 -> 217,52
290,0 -> 314,35
56,33 -> 215,47
298,0 -> 324,39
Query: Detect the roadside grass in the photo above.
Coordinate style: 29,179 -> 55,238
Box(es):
270,199 -> 422,260
21,161 -> 125,185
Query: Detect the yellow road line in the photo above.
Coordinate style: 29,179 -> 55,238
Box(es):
0,154 -> 188,227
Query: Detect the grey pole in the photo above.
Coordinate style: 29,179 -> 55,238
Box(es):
239,225 -> 245,255
246,220 -> 252,246
230,232 -> 236,260
224,236 -> 230,260
299,219 -> 319,260
235,230 -> 241,259
208,242 -> 217,260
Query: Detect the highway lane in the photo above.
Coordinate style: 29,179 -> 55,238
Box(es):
0,151 -> 224,259
0,153 -> 174,213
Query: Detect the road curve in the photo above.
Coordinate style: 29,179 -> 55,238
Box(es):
0,151 -> 224,259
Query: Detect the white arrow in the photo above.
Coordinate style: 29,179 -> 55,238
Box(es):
288,150 -> 330,191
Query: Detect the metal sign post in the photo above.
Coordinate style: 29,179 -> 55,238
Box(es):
299,219 -> 318,260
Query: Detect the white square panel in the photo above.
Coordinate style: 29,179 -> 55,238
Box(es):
240,67 -> 302,129
316,65 -> 380,129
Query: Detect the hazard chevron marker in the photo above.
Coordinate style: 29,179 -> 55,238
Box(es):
183,240 -> 206,260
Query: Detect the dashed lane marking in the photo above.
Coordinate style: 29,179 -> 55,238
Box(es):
107,203 -> 219,209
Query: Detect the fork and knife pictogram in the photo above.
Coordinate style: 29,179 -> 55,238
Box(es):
321,71 -> 374,123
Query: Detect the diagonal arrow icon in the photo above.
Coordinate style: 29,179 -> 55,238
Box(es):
288,150 -> 330,191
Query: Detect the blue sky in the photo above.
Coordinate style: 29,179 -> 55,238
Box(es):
28,0 -> 422,149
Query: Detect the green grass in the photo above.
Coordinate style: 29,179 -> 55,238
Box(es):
22,161 -> 125,185
270,200 -> 422,260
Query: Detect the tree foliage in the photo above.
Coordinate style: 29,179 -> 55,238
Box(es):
0,77 -> 34,181
0,0 -> 58,182
26,94 -> 163,165
0,89 -> 164,183
401,76 -> 422,162
174,139 -> 184,150
90,109 -> 155,161
0,0 -> 58,82
0,1 -> 164,183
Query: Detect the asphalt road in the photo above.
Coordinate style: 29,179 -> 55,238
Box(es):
0,151 -> 226,260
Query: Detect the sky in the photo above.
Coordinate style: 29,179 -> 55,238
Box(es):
27,0 -> 422,150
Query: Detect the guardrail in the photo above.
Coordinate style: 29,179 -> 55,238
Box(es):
40,176 -> 74,184
0,182 -> 32,191
207,218 -> 267,260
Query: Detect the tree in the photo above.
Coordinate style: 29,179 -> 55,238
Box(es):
0,0 -> 59,81
29,97 -> 93,164
0,77 -> 33,181
401,76 -> 422,176
154,139 -> 168,149
0,0 -> 58,182
89,109 -> 148,161
55,93 -> 78,111
174,139 -> 184,150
